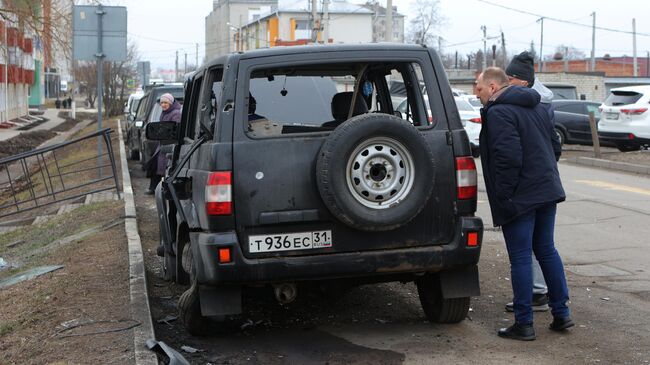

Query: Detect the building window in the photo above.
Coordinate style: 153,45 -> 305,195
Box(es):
295,19 -> 310,39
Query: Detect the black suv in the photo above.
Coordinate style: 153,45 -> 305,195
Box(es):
146,44 -> 483,335
125,85 -> 183,163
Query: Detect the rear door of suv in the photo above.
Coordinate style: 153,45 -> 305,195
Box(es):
600,89 -> 650,133
230,49 -> 458,259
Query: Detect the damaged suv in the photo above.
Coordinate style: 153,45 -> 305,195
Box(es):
147,44 -> 483,335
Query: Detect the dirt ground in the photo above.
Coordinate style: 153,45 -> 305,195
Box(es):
561,144 -> 650,166
0,130 -> 57,160
0,117 -> 134,365
0,201 -> 134,365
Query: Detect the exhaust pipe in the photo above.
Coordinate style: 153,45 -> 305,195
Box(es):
273,283 -> 297,304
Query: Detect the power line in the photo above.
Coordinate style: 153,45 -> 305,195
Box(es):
476,0 -> 650,37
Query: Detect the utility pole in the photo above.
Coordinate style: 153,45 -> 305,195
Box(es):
491,44 -> 497,67
481,25 -> 487,70
184,52 -> 187,75
467,54 -> 471,70
175,50 -> 179,82
311,0 -> 318,43
386,0 -> 393,42
633,18 -> 638,77
438,36 -> 443,53
564,47 -> 569,72
95,4 -> 105,176
591,12 -> 596,72
195,43 -> 199,69
323,0 -> 329,44
501,31 -> 506,67
455,51 -> 458,69
538,17 -> 544,72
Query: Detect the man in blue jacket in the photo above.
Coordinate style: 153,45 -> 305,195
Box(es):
476,67 -> 573,340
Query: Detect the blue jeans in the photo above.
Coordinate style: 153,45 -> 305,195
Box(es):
502,203 -> 570,325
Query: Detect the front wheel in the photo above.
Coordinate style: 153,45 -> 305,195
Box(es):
554,128 -> 565,146
416,273 -> 470,323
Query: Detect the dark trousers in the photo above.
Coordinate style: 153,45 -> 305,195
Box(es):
502,203 -> 570,324
149,174 -> 162,192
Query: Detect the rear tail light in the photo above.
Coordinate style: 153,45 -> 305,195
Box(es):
628,133 -> 636,140
467,231 -> 479,247
205,171 -> 232,215
620,108 -> 647,115
456,157 -> 477,200
468,117 -> 482,124
218,247 -> 232,263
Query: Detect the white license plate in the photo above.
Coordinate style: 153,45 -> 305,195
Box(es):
249,230 -> 332,253
605,112 -> 619,120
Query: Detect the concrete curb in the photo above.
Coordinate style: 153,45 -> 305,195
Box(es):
117,120 -> 158,365
565,156 -> 650,176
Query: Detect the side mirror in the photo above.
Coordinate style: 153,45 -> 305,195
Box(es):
394,111 -> 403,119
134,121 -> 144,128
146,121 -> 179,141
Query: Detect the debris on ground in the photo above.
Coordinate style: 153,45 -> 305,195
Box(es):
146,339 -> 191,365
180,345 -> 203,353
157,315 -> 178,325
0,265 -> 64,289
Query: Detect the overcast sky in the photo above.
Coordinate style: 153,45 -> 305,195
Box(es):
113,0 -> 650,70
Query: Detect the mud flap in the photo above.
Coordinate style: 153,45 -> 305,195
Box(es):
199,285 -> 242,317
438,265 -> 480,299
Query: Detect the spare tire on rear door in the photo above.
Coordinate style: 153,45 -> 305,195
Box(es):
316,113 -> 435,231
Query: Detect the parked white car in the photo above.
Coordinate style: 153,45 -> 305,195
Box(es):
455,97 -> 482,157
598,85 -> 650,151
459,94 -> 483,113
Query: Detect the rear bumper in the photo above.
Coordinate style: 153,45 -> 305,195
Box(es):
191,216 -> 483,286
598,131 -> 650,146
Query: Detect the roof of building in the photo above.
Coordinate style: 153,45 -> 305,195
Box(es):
242,0 -> 374,27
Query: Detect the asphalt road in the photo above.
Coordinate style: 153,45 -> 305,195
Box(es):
477,160 -> 650,295
132,157 -> 650,365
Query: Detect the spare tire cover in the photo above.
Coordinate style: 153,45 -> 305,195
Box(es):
316,113 -> 435,231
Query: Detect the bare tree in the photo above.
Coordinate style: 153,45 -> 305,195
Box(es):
407,0 -> 446,46
0,0 -> 72,60
553,44 -> 586,60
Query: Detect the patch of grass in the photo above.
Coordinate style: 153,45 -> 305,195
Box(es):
0,321 -> 15,337
0,200 -> 121,266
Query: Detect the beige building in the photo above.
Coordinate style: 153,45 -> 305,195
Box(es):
205,0 -> 405,59
205,0 -> 277,60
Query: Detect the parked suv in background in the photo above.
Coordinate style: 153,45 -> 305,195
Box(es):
146,44 -> 483,335
125,85 -> 183,163
599,85 -> 650,151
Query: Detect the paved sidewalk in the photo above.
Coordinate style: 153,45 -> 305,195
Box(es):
0,108 -> 68,142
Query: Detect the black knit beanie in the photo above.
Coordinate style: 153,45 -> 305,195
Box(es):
505,51 -> 535,86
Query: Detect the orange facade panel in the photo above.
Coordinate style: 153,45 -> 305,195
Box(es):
268,17 -> 279,47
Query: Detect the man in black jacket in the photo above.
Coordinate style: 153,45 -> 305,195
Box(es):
476,67 -> 573,341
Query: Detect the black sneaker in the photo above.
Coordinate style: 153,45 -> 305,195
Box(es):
549,317 -> 575,331
505,293 -> 549,312
498,322 -> 536,341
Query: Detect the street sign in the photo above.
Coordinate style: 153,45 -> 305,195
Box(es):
73,5 -> 127,61
126,79 -> 135,88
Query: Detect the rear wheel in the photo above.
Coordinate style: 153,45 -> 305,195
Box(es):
416,273 -> 470,323
178,278 -> 212,336
616,143 -> 640,152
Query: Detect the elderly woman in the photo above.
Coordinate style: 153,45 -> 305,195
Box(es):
145,93 -> 182,194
